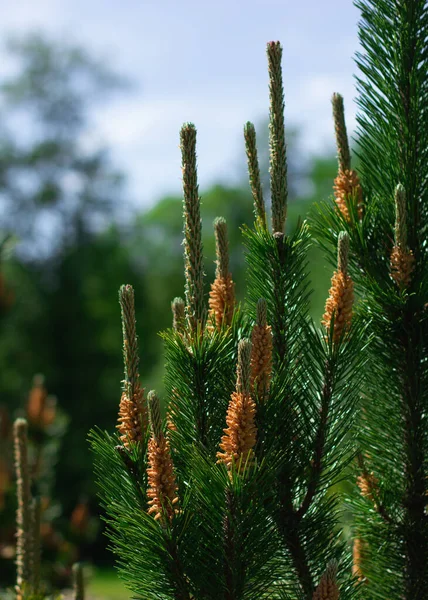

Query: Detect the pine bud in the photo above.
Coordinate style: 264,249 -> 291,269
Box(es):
26,374 -> 47,428
390,184 -> 414,289
147,391 -> 179,523
208,218 -> 236,330
250,299 -> 273,400
337,231 -> 350,274
171,297 -> 185,333
332,93 -> 351,174
267,41 -> 288,234
244,122 -> 266,228
117,388 -> 145,449
148,391 -> 163,443
357,471 -> 379,503
352,537 -> 368,582
180,123 -> 205,333
322,233 -> 354,343
312,561 -> 340,600
333,169 -> 363,222
116,285 -> 147,447
217,339 -> 257,474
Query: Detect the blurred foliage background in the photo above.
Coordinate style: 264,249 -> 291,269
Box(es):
0,32 -> 337,586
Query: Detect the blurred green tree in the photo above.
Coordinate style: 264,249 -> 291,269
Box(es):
0,32 -> 129,257
0,33 -> 145,521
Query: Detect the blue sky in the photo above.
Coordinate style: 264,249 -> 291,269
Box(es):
0,0 -> 361,209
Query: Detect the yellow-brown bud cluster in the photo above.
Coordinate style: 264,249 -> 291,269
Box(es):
116,386 -> 146,449
217,339 -> 257,474
313,562 -> 340,600
390,184 -> 414,290
357,471 -> 379,503
250,299 -> 273,400
390,245 -> 414,290
217,391 -> 257,473
208,273 -> 236,330
147,435 -> 179,523
26,376 -> 56,429
333,169 -> 363,222
322,271 -> 354,343
352,537 -> 368,582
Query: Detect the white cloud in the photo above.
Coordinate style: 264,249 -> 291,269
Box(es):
0,0 -> 362,208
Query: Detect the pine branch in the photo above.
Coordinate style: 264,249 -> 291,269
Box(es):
351,1 -> 428,596
356,452 -> 395,526
271,232 -> 288,364
115,444 -> 146,506
295,360 -> 333,521
223,488 -> 239,600
277,501 -> 314,598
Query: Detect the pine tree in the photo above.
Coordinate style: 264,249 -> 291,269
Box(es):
312,1 -> 428,598
90,37 -> 369,600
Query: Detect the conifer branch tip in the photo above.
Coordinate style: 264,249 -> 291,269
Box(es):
244,121 -> 266,228
171,297 -> 185,332
180,122 -> 205,333
119,284 -> 140,399
337,231 -> 349,274
213,217 -> 229,280
267,41 -> 288,233
208,217 -> 236,329
332,92 -> 351,173
148,391 -> 163,442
